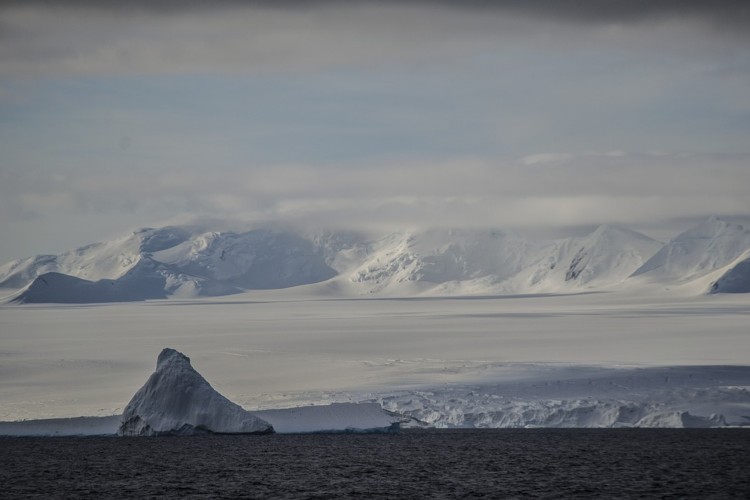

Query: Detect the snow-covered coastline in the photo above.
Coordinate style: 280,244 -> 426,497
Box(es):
2,256 -> 749,432
0,348 -> 402,436
2,364 -> 748,435
1,357 -> 748,435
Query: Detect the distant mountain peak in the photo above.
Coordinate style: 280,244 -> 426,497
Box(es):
631,217 -> 750,283
526,224 -> 662,288
3,219 -> 750,301
676,216 -> 743,240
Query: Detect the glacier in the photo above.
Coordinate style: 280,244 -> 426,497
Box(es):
2,362 -> 747,435
375,364 -> 749,429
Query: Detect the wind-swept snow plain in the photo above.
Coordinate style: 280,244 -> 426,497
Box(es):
1,290 -> 749,430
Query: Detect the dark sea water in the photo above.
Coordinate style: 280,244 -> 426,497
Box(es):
2,429 -> 749,499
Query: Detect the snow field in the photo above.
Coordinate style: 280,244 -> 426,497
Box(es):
1,292 -> 748,428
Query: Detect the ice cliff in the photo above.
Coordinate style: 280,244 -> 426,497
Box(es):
118,348 -> 273,436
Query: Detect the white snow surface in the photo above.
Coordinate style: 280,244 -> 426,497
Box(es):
1,290 -> 749,429
0,226 -> 335,302
4,217 -> 750,303
374,364 -> 748,428
348,229 -> 537,294
0,227 -> 192,287
118,348 -> 272,436
507,224 -> 662,291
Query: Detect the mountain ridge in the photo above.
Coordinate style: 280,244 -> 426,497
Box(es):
3,217 -> 750,302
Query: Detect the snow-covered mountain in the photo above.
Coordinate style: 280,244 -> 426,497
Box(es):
632,217 -> 750,281
3,217 -> 750,303
12,268 -> 167,304
0,226 -> 194,287
3,226 -> 338,302
150,228 -> 336,289
709,250 -> 750,294
346,229 -> 537,295
630,217 -> 750,293
506,224 -> 662,292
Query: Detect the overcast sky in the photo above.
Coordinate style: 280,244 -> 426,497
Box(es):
1,1 -> 749,260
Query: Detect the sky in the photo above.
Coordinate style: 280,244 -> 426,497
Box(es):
1,1 -> 749,261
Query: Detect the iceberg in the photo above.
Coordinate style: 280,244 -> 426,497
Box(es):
0,348 -> 401,436
118,348 -> 273,436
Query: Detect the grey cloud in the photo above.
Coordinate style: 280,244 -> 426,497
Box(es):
1,4 -> 495,76
4,0 -> 748,45
2,1 -> 748,21
445,1 -> 750,27
2,0 -> 749,77
1,1 -> 747,260
3,152 -> 749,233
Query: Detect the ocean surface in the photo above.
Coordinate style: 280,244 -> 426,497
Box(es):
2,429 -> 749,498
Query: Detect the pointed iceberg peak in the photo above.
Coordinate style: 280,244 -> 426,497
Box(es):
118,348 -> 273,436
157,347 -> 189,367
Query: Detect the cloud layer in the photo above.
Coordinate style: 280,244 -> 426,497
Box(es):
1,1 -> 749,259
3,152 -> 748,234
2,1 -> 749,76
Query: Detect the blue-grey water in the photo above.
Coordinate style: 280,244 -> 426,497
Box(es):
2,429 -> 749,498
